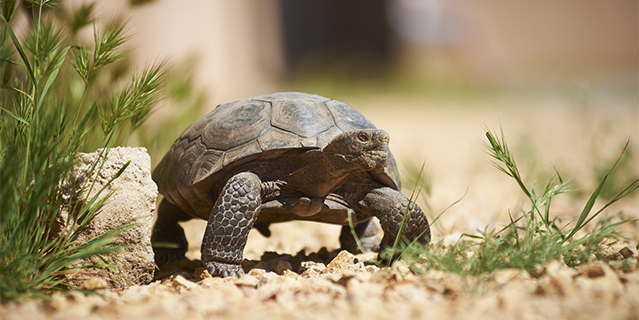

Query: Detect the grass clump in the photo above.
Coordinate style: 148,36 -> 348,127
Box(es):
397,129 -> 638,276
0,0 -> 165,301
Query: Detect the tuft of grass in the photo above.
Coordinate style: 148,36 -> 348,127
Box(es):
1,0 -> 165,301
397,129 -> 638,276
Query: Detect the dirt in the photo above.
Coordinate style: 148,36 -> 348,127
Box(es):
2,95 -> 638,320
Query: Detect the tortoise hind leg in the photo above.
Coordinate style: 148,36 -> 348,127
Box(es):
152,199 -> 193,267
339,219 -> 380,253
202,172 -> 262,278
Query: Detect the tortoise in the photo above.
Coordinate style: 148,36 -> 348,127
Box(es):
152,92 -> 430,277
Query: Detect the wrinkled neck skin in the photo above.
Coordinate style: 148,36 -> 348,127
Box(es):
283,151 -> 363,198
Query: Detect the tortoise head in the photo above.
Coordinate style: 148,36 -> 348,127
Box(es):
323,129 -> 390,171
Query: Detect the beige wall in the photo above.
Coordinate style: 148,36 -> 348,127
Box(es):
392,0 -> 638,81
65,0 -> 637,97
71,0 -> 284,103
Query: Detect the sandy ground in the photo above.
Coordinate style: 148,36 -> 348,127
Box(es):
2,94 -> 638,319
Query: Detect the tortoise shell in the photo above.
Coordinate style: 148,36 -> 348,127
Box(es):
153,92 -> 400,217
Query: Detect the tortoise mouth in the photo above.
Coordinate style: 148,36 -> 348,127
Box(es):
367,149 -> 386,157
354,149 -> 388,170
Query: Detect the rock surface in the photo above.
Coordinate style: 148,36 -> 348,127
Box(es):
54,147 -> 157,289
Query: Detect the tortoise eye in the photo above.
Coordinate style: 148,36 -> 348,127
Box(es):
357,132 -> 370,142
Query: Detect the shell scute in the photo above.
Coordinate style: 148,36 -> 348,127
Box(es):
223,139 -> 263,167
271,99 -> 334,138
193,149 -> 225,186
257,128 -> 303,151
325,99 -> 376,131
201,100 -> 270,150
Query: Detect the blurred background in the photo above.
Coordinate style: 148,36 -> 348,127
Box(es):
78,0 -> 638,101
63,0 -> 639,253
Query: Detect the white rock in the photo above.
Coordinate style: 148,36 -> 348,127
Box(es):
54,147 -> 157,289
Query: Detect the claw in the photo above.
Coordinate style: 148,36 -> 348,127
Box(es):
207,265 -> 217,276
205,261 -> 244,278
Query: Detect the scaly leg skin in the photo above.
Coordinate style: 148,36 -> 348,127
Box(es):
339,219 -> 381,253
201,172 -> 262,278
152,199 -> 193,267
361,187 -> 431,263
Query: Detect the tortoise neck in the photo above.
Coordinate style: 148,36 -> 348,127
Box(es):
285,151 -> 361,198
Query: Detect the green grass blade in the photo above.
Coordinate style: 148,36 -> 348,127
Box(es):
507,212 -> 520,245
580,178 -> 639,228
0,14 -> 36,88
0,106 -> 31,125
485,130 -> 531,198
563,141 -> 631,242
0,84 -> 32,99
346,210 -> 367,254
430,187 -> 467,226
36,46 -> 69,113
1,0 -> 18,22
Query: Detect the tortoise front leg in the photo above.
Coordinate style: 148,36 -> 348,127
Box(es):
360,187 -> 430,261
201,172 -> 262,277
